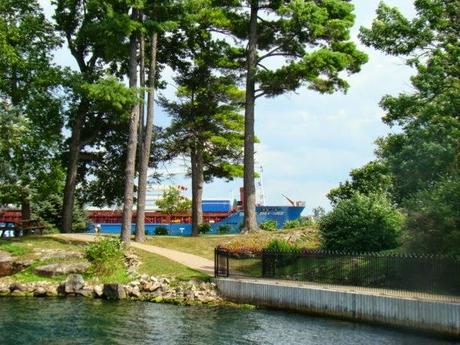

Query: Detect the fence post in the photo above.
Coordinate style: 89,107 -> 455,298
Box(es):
214,248 -> 217,278
262,249 -> 266,277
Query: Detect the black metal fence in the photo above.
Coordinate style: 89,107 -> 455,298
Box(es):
214,248 -> 460,299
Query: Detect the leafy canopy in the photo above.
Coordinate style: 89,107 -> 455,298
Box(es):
156,187 -> 192,215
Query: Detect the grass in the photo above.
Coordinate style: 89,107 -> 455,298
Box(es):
146,234 -> 238,260
0,243 -> 30,256
0,236 -> 210,284
145,228 -> 320,259
0,236 -> 84,259
135,249 -> 209,281
11,261 -> 66,283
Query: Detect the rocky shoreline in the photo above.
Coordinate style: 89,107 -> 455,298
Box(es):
0,273 -> 224,305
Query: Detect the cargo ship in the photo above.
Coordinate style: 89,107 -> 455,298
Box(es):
87,187 -> 305,235
0,187 -> 305,236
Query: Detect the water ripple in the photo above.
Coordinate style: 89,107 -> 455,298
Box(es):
0,298 -> 458,345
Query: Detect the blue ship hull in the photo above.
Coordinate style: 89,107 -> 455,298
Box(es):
91,206 -> 304,236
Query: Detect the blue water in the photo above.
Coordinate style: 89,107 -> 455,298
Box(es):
0,298 -> 458,345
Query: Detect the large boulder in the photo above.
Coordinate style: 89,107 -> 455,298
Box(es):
0,282 -> 10,296
64,274 -> 85,294
13,259 -> 34,272
33,249 -> 84,260
34,262 -> 90,277
0,251 -> 14,277
103,284 -> 126,300
93,284 -> 104,298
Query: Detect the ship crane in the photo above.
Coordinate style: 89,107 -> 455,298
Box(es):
282,194 -> 306,207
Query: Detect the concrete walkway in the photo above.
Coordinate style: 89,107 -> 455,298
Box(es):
52,234 -> 214,276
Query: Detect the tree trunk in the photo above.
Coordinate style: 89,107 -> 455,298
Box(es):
62,101 -> 86,233
242,0 -> 259,233
121,9 -> 140,244
136,32 -> 158,243
21,196 -> 31,221
138,28 -> 145,163
191,146 -> 204,237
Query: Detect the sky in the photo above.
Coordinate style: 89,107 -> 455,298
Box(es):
39,0 -> 416,213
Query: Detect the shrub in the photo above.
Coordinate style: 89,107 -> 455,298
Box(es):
154,226 -> 168,236
217,224 -> 231,234
283,219 -> 301,229
85,238 -> 124,275
33,193 -> 88,233
319,193 -> 402,252
266,239 -> 297,252
402,176 -> 460,255
199,223 -> 212,234
259,220 -> 278,231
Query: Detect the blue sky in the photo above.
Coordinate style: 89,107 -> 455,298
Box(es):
40,0 -> 416,213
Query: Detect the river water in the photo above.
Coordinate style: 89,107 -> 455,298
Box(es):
0,298 -> 458,345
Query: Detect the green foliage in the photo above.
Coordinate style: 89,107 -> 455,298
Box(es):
259,220 -> 278,232
403,176 -> 460,255
354,0 -> 460,253
312,207 -> 326,221
283,217 -> 316,229
328,161 -> 393,205
198,223 -> 211,234
85,238 -> 125,275
211,0 -> 368,97
217,224 -> 231,234
154,226 -> 169,236
159,23 -> 245,184
0,0 -> 63,214
156,187 -> 192,215
283,219 -> 301,229
32,193 -> 88,233
320,193 -> 403,252
266,239 -> 297,252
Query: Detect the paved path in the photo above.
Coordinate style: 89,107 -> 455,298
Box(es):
52,234 -> 214,276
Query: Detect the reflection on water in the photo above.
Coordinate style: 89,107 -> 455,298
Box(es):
0,298 -> 458,345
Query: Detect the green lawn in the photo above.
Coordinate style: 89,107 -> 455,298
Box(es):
146,234 -> 238,260
134,249 -> 209,281
0,236 -> 209,284
0,236 -> 85,258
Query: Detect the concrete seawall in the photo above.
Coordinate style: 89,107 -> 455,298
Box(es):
216,278 -> 460,337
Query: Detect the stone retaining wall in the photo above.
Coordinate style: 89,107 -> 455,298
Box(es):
216,278 -> 460,338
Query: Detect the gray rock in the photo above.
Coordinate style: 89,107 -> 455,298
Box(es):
143,282 -> 161,292
0,282 -> 10,295
93,285 -> 104,298
103,284 -> 126,300
160,277 -> 170,285
76,288 -> 94,298
0,251 -> 13,277
33,287 -> 47,297
13,259 -> 34,271
45,285 -> 59,297
34,249 -> 83,260
124,285 -> 133,295
10,290 -> 29,297
34,262 -> 90,277
129,280 -> 140,287
65,274 -> 85,294
10,282 -> 29,292
129,286 -> 141,298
